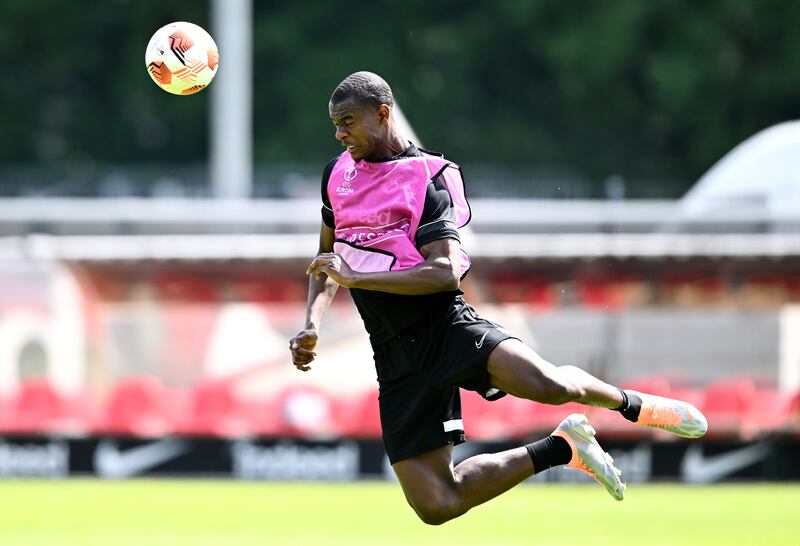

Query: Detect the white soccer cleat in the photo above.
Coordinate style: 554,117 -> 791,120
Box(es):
627,390 -> 708,439
552,413 -> 625,501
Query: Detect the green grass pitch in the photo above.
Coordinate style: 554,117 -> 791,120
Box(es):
0,480 -> 797,545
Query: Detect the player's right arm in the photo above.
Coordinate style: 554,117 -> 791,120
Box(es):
289,221 -> 339,371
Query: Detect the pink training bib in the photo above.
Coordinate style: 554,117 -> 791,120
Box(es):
327,150 -> 472,277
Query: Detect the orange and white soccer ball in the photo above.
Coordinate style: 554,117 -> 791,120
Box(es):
145,22 -> 219,95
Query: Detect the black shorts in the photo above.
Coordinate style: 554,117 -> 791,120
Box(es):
373,296 -> 517,464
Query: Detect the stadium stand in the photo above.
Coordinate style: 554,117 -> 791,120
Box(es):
741,387 -> 795,437
273,385 -> 338,440
1,196 -> 800,443
8,378 -> 89,435
332,388 -> 382,439
155,273 -> 218,303
0,374 -> 797,441
488,273 -> 558,308
101,375 -> 174,436
700,377 -> 758,438
179,380 -> 253,437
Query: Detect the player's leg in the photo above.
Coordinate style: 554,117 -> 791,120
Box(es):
487,338 -> 707,438
392,443 -> 532,525
487,338 -> 623,407
393,415 -> 625,525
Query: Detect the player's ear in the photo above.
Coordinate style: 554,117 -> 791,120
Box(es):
377,104 -> 391,124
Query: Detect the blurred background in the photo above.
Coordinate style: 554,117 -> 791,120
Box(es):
1,0 -> 800,483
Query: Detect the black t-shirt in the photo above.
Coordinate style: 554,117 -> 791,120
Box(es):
321,144 -> 463,345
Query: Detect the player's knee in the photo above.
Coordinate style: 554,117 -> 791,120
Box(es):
412,501 -> 459,526
408,493 -> 462,526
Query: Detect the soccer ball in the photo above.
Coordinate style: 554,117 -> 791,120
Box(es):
145,22 -> 219,95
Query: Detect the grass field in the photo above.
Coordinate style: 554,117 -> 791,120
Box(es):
0,480 -> 797,545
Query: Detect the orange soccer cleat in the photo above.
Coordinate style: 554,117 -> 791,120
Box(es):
627,390 -> 708,439
552,414 -> 625,501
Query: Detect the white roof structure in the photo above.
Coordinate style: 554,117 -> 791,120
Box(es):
681,120 -> 800,216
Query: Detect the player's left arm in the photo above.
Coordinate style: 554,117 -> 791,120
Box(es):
306,237 -> 461,295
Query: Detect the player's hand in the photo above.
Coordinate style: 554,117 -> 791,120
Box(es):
306,253 -> 357,287
290,328 -> 318,372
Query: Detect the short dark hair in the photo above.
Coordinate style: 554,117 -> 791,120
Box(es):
330,71 -> 394,109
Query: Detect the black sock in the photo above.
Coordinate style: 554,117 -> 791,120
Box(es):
525,435 -> 572,474
613,388 -> 642,422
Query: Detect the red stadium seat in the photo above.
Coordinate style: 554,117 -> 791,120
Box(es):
576,274 -> 649,310
526,278 -> 558,309
786,278 -> 800,302
462,390 -> 584,441
461,390 -> 523,440
248,396 -> 289,438
741,387 -> 794,437
101,375 -> 174,436
577,278 -> 620,309
180,380 -> 253,437
154,273 -> 218,303
333,388 -> 382,439
488,274 -> 556,308
11,378 -> 90,435
701,377 -> 757,437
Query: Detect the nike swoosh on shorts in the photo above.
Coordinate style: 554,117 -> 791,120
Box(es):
475,330 -> 490,349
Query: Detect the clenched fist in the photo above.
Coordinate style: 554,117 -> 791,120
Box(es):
289,328 -> 319,371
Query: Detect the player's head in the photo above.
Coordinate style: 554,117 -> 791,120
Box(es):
329,71 -> 395,161
331,71 -> 394,109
